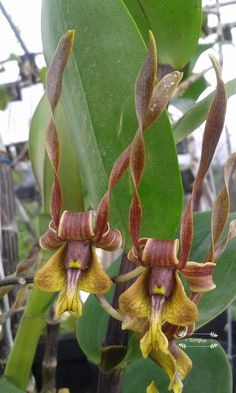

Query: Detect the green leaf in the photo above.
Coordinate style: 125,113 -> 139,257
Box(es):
77,257 -> 143,367
183,43 -> 214,79
123,0 -> 202,69
181,77 -> 209,102
4,211 -> 56,390
76,259 -> 120,364
174,78 -> 236,143
190,211 -> 236,328
41,0 -> 183,246
122,340 -> 232,393
29,95 -> 84,214
0,379 -> 24,393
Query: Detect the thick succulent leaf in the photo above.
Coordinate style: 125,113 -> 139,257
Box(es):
123,0 -> 202,69
190,211 -> 236,328
29,95 -> 84,214
122,340 -> 232,393
174,77 -> 236,143
0,379 -> 24,393
41,0 -> 183,246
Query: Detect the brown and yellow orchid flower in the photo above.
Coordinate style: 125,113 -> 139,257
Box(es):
119,238 -> 215,359
148,337 -> 192,393
119,147 -> 236,392
118,25 -> 229,393
35,210 -> 121,317
33,31 -> 123,317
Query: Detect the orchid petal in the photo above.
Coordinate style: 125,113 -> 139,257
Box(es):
164,273 -> 197,326
95,224 -> 122,251
140,297 -> 169,358
46,31 -> 75,228
146,381 -> 159,393
215,219 -> 236,260
78,247 -> 111,294
144,71 -> 182,129
121,316 -> 148,334
150,344 -> 191,393
129,127 -> 145,257
119,270 -> 150,319
135,31 -> 157,130
207,152 -> 236,261
181,261 -> 216,293
179,56 -> 227,268
55,286 -> 82,317
175,346 -> 192,381
34,244 -> 66,291
39,222 -> 65,250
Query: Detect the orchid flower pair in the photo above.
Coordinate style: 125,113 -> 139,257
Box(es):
34,30 -> 236,393
116,31 -> 236,393
34,30 -> 182,321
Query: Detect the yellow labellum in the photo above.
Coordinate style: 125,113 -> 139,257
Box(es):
140,314 -> 168,358
55,287 -> 82,317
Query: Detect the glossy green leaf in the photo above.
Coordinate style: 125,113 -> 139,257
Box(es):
77,257 -> 142,366
76,259 -> 120,364
174,78 -> 236,143
123,0 -> 202,69
29,95 -> 84,214
41,0 -> 183,246
0,379 -> 24,393
181,77 -> 209,101
190,212 -> 236,328
122,340 -> 232,393
183,43 -> 214,79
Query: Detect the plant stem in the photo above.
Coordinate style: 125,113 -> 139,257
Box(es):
97,369 -> 123,393
41,310 -> 60,393
4,289 -> 55,390
97,252 -> 134,393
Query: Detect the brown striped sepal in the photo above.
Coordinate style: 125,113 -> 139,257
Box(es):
57,210 -> 122,252
39,221 -> 65,251
128,238 -> 179,268
95,223 -> 122,251
181,261 -> 216,293
58,210 -> 94,240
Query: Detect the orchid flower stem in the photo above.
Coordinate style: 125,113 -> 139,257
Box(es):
4,289 -> 55,390
113,266 -> 146,283
95,295 -> 123,322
